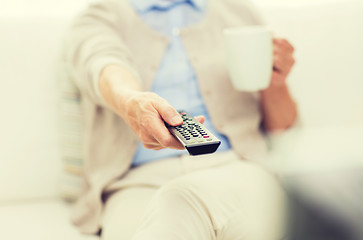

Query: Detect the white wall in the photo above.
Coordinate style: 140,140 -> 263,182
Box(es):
258,0 -> 363,127
0,0 -> 90,17
1,0 -> 358,16
253,0 -> 362,7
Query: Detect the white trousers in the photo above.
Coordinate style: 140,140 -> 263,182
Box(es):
101,151 -> 286,240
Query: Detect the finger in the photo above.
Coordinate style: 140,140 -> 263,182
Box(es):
282,39 -> 295,52
143,143 -> 164,150
273,44 -> 295,62
273,38 -> 294,52
142,139 -> 162,149
149,117 -> 185,150
154,101 -> 183,126
273,53 -> 295,77
273,38 -> 294,53
139,132 -> 160,147
273,54 -> 289,75
153,147 -> 164,151
194,115 -> 206,124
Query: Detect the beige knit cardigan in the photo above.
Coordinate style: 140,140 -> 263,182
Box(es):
64,0 -> 267,234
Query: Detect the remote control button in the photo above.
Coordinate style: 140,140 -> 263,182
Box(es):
168,111 -> 221,154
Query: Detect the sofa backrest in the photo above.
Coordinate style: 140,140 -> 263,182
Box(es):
0,0 -> 362,202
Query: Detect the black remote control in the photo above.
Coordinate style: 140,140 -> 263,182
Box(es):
167,111 -> 221,156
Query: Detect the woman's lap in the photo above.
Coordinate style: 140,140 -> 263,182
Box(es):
102,152 -> 286,240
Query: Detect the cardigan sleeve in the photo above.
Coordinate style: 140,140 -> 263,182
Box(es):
63,0 -> 140,106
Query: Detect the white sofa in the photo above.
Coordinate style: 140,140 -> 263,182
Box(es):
1,1 -> 362,239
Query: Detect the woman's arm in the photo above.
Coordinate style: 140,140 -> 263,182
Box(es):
260,84 -> 297,132
99,65 -> 205,150
64,1 -> 136,106
64,1 -> 202,150
260,38 -> 298,132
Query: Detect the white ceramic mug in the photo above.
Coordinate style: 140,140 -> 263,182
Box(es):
224,26 -> 273,92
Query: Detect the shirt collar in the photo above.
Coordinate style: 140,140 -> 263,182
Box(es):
131,0 -> 205,13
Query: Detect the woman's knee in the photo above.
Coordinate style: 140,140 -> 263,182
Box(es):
152,178 -> 203,209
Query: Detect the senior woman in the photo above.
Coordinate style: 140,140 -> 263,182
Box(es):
64,0 -> 296,239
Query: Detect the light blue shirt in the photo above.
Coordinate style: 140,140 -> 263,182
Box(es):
131,0 -> 231,166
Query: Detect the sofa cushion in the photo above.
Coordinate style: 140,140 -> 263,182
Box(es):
0,200 -> 98,240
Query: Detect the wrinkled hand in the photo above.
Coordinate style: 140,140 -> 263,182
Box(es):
270,38 -> 295,87
123,92 -> 205,150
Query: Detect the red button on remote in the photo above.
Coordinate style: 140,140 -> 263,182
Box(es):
203,136 -> 209,138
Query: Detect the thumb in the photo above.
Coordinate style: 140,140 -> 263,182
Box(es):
194,115 -> 205,124
155,101 -> 183,126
